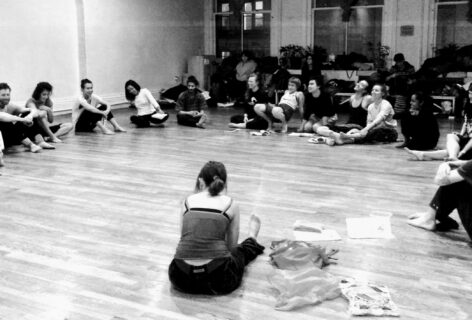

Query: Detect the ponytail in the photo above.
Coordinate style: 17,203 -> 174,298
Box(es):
209,175 -> 225,196
195,161 -> 227,196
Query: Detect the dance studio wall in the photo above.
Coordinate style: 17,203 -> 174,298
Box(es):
0,0 -> 204,111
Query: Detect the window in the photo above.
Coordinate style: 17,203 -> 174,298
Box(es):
435,1 -> 472,50
214,0 -> 271,58
313,0 -> 383,62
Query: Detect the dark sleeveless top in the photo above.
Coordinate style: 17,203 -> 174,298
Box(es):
347,96 -> 368,127
174,198 -> 233,259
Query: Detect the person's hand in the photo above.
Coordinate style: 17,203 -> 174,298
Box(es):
21,117 -> 33,126
192,111 -> 199,117
435,162 -> 451,185
360,128 -> 369,136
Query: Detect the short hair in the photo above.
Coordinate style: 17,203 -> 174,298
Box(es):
393,53 -> 405,62
0,83 -> 11,91
124,79 -> 141,101
308,76 -> 323,87
373,83 -> 387,97
288,77 -> 302,90
186,75 -> 199,87
80,78 -> 92,89
32,82 -> 53,100
241,50 -> 254,60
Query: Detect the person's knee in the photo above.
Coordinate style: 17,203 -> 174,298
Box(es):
447,133 -> 459,142
271,108 -> 285,121
303,122 -> 313,132
254,104 -> 265,114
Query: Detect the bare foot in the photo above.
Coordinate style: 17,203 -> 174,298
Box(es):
281,123 -> 288,133
38,142 -> 56,150
248,214 -> 261,239
103,129 -> 115,135
196,122 -> 206,129
51,137 -> 62,143
29,144 -> 42,153
114,126 -> 127,133
404,148 -> 424,161
407,213 -> 436,231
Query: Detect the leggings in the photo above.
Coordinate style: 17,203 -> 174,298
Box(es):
130,112 -> 169,128
176,113 -> 205,127
168,237 -> 264,295
75,104 -> 114,132
0,121 -> 29,148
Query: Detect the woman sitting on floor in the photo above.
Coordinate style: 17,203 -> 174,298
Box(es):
396,91 -> 439,150
26,82 -> 73,142
254,77 -> 304,133
405,87 -> 472,161
329,84 -> 398,145
408,159 -> 472,241
175,76 -> 208,129
228,73 -> 269,130
125,79 -> 169,128
168,161 -> 265,295
73,79 -> 126,134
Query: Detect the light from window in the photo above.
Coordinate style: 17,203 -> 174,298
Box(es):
256,1 -> 263,10
222,16 -> 229,28
221,3 -> 230,12
245,2 -> 253,12
243,13 -> 253,30
255,13 -> 263,27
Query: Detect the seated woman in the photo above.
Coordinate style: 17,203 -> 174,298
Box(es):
175,76 -> 208,129
168,161 -> 264,295
408,159 -> 472,241
329,84 -> 398,145
397,91 -> 439,150
406,87 -> 472,160
0,82 -> 43,166
228,73 -> 269,130
333,80 -> 372,132
73,79 -> 126,134
301,54 -> 322,88
299,77 -> 337,144
254,77 -> 304,133
26,82 -> 73,142
125,79 -> 169,128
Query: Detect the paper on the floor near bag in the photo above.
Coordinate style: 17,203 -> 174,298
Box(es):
346,217 -> 394,239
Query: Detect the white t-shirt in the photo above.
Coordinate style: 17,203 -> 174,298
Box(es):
367,99 -> 397,128
72,94 -> 105,125
133,88 -> 159,116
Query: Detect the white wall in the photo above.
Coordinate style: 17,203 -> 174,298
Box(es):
1,0 -> 204,111
0,0 -> 79,106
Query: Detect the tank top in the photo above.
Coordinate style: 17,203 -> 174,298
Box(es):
174,198 -> 233,259
348,95 -> 368,127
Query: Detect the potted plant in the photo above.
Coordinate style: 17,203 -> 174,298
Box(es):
279,45 -> 311,69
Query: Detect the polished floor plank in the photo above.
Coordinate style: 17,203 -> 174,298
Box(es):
0,108 -> 471,320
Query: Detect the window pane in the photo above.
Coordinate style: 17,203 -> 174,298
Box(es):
244,2 -> 252,12
243,13 -> 253,30
243,12 -> 271,56
436,4 -> 472,49
314,0 -> 383,7
255,1 -> 263,10
347,7 -> 382,61
221,3 -> 230,12
255,13 -> 264,27
313,9 -> 345,55
215,14 -> 241,57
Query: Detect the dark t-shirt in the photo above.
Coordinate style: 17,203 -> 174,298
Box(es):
245,89 -> 269,118
303,91 -> 334,120
458,160 -> 472,186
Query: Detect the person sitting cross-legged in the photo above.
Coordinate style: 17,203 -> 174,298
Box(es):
175,76 -> 208,129
254,77 -> 304,133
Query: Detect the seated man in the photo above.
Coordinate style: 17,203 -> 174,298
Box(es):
254,77 -> 304,133
408,159 -> 472,242
0,83 -> 43,166
175,76 -> 208,129
300,77 -> 337,144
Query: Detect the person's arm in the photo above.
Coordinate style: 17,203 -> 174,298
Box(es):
297,92 -> 305,120
197,93 -> 207,116
363,102 -> 389,132
361,95 -> 373,110
144,89 -> 163,113
226,202 -> 240,250
77,96 -> 106,115
434,162 -> 464,186
94,95 -> 111,114
0,111 -> 32,124
459,121 -> 467,136
175,92 -> 192,115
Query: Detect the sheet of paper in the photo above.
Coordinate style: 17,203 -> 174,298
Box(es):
346,217 -> 394,239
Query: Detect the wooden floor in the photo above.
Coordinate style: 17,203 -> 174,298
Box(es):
0,108 -> 471,320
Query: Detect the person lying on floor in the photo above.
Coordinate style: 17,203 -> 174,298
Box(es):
228,73 -> 269,130
175,76 -> 208,129
168,161 -> 264,295
328,84 -> 398,145
73,79 -> 126,134
405,87 -> 472,160
0,83 -> 44,166
408,159 -> 472,242
26,82 -> 73,142
254,77 -> 304,133
125,79 -> 169,128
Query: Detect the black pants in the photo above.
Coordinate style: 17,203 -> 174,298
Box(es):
75,104 -> 114,132
230,114 -> 268,130
18,112 -> 42,142
0,122 -> 29,148
401,116 -> 439,150
176,113 -> 203,127
431,182 -> 472,240
130,112 -> 169,128
168,238 -> 264,295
